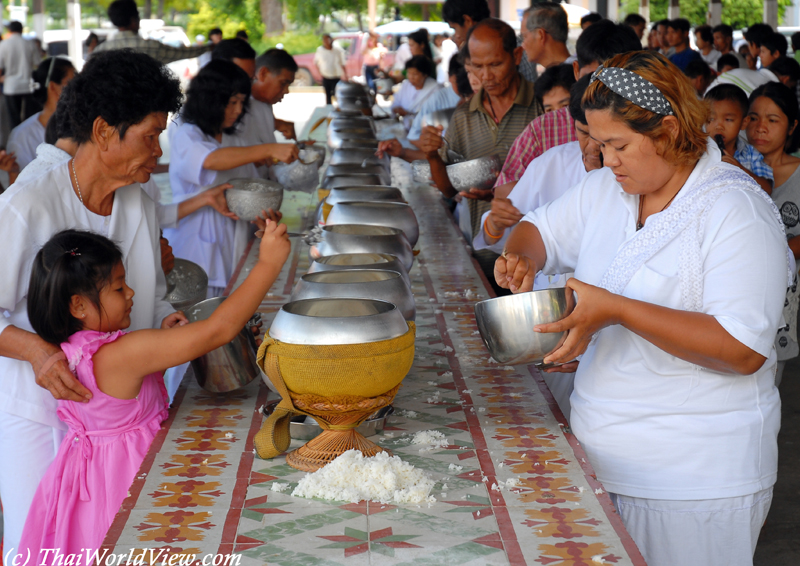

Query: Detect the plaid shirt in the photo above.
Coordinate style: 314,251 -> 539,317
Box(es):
92,31 -> 209,65
494,106 -> 576,187
734,140 -> 773,182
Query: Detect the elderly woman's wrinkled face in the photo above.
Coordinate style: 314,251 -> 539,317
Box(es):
585,108 -> 677,195
108,112 -> 166,184
223,93 -> 247,130
407,68 -> 427,89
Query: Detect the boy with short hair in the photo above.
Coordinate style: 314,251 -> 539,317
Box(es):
759,32 -> 788,68
717,53 -> 739,74
705,84 -> 773,193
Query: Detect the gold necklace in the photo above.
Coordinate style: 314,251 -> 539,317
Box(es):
70,158 -> 84,205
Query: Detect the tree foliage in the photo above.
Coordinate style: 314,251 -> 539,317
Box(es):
622,0 -> 793,29
187,0 -> 265,39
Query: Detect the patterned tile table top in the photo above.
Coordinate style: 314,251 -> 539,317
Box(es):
103,165 -> 646,566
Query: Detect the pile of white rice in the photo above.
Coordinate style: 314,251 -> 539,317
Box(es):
292,449 -> 436,505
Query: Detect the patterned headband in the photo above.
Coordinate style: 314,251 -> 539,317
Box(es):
590,66 -> 674,116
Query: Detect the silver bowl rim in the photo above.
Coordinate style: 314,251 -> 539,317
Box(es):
279,297 -> 402,319
299,268 -> 405,283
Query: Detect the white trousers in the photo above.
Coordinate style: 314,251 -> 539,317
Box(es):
611,487 -> 773,566
0,411 -> 64,558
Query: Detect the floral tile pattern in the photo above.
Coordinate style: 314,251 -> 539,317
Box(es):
103,166 -> 645,565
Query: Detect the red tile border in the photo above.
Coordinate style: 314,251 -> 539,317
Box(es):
218,381 -> 271,550
529,366 -> 647,566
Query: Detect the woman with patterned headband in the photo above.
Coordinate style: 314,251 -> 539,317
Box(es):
495,51 -> 789,566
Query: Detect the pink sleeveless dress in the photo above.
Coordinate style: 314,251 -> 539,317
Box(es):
19,330 -> 169,560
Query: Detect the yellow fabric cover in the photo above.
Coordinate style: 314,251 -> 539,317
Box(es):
318,188 -> 331,202
322,201 -> 333,221
259,322 -> 415,397
253,322 -> 415,459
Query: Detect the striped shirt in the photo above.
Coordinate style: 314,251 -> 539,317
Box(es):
494,106 -> 577,187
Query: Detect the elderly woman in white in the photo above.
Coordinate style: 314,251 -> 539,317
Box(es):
496,52 -> 789,566
0,50 -> 185,555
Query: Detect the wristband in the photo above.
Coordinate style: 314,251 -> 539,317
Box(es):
38,351 -> 67,379
484,217 -> 505,240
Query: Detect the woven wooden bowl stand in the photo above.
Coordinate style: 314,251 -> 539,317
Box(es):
286,385 -> 399,472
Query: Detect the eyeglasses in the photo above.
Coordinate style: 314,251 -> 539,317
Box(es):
44,56 -> 57,89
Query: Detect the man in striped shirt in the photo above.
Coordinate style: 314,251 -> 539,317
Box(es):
418,19 -> 542,293
493,21 -> 642,191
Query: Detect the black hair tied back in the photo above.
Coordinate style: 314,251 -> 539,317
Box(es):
27,230 -> 123,345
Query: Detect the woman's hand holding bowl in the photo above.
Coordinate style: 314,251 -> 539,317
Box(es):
535,278 -> 623,366
204,182 -> 237,219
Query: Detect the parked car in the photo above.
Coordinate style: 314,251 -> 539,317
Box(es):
292,21 -> 455,86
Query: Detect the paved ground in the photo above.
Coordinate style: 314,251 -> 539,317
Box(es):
755,358 -> 800,565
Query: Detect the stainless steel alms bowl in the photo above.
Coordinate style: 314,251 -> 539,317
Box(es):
310,224 -> 414,271
325,201 -> 419,247
327,127 -> 376,151
330,148 -> 390,169
473,288 -> 576,366
326,186 -> 405,205
291,269 -> 416,321
164,258 -> 208,311
271,149 -> 323,193
270,298 -> 409,345
446,155 -> 502,191
308,253 -> 410,287
324,164 -> 391,186
321,174 -> 387,189
335,81 -> 369,98
340,139 -> 380,150
225,178 -> 284,221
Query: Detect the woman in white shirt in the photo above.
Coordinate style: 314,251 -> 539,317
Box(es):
391,55 -> 441,132
0,49 -> 184,557
496,52 -> 788,566
7,57 -> 75,170
165,60 -> 298,296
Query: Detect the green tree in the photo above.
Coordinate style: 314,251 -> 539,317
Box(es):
621,0 -> 793,29
187,0 -> 265,39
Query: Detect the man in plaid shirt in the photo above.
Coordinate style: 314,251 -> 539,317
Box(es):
93,0 -> 209,65
493,21 -> 641,192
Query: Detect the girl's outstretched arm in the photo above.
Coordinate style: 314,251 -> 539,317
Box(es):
92,219 -> 291,399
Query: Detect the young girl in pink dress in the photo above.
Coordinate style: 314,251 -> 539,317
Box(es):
18,220 -> 290,561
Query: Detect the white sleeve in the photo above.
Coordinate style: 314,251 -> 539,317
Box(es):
522,170 -> 598,276
157,202 -> 180,230
170,125 -> 218,191
0,202 -> 37,327
141,194 -> 176,323
700,190 -> 788,357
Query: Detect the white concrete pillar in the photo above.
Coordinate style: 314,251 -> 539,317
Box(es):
708,0 -> 722,25
764,0 -> 779,29
607,0 -> 618,21
639,0 -> 649,25
668,0 -> 680,19
67,1 -> 83,71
